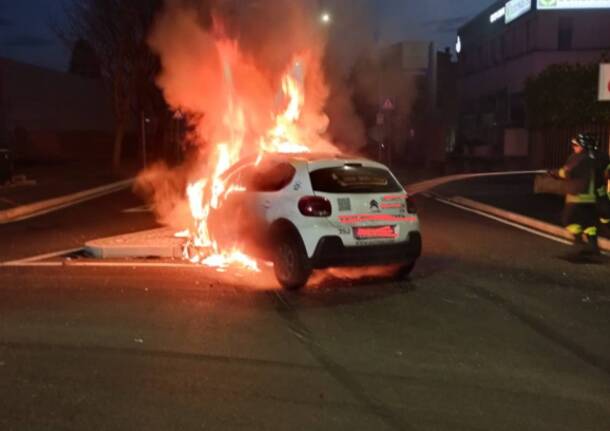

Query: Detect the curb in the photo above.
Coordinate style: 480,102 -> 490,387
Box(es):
85,227 -> 183,259
446,195 -> 610,252
86,243 -> 183,259
0,179 -> 133,224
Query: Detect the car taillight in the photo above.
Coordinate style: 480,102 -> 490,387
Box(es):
406,195 -> 417,214
298,196 -> 332,217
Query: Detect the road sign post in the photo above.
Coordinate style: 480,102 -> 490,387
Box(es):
599,64 -> 610,156
599,64 -> 610,102
380,98 -> 395,167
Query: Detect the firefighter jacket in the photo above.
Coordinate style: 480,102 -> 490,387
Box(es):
596,153 -> 610,199
557,152 -> 596,203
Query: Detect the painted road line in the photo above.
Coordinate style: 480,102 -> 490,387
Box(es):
0,248 -> 84,266
432,195 -> 573,246
0,261 -> 276,273
413,171 -> 609,252
122,205 -> 152,213
448,195 -> 610,252
0,261 -> 196,268
0,179 -> 133,224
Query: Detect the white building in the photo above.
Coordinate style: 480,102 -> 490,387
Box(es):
457,0 -> 610,167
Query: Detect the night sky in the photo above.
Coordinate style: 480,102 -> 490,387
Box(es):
0,0 -> 493,71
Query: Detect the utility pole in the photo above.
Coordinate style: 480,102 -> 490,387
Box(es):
140,110 -> 148,169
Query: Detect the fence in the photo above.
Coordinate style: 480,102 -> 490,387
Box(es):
529,124 -> 610,168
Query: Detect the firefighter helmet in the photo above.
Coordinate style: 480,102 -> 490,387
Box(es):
571,133 -> 598,151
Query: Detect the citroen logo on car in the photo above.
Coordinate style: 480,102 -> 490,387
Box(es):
370,199 -> 380,212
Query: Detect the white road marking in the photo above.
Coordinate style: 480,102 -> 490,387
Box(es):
0,248 -> 84,266
0,180 -> 133,225
0,260 -> 198,268
432,195 -> 573,246
1,262 -> 62,267
122,205 -> 152,213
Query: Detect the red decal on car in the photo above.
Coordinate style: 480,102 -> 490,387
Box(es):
380,203 -> 403,209
355,226 -> 398,239
339,214 -> 417,224
383,194 -> 408,201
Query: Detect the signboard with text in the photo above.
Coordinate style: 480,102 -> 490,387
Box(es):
489,7 -> 506,23
538,0 -> 610,9
506,0 -> 532,23
599,64 -> 610,101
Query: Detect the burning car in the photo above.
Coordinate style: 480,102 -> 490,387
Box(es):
146,12 -> 421,287
206,152 -> 422,289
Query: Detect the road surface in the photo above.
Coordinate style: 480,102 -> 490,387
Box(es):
0,189 -> 609,430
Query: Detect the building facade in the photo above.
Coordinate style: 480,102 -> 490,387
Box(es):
0,58 -> 115,161
457,0 -> 610,167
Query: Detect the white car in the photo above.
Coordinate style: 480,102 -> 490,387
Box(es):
210,153 -> 421,289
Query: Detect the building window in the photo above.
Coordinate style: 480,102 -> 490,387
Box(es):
558,18 -> 573,51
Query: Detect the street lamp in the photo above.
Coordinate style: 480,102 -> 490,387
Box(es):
320,12 -> 331,24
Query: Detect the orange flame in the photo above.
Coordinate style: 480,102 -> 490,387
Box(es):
179,41 -> 334,272
259,69 -> 314,155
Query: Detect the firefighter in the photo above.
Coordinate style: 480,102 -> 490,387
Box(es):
553,133 -> 600,255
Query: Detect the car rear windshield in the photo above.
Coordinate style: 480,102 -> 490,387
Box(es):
309,166 -> 402,194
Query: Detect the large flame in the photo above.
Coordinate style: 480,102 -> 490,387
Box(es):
178,37 -> 335,272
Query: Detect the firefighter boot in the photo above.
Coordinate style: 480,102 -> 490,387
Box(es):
600,220 -> 610,238
562,233 -> 588,260
583,230 -> 600,256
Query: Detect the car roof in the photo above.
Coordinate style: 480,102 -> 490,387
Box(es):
242,151 -> 384,167
220,151 -> 390,180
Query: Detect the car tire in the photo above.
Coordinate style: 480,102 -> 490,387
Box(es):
273,232 -> 312,290
394,260 -> 416,280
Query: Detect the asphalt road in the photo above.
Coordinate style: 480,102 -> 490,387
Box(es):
433,173 -> 566,226
0,189 -> 609,430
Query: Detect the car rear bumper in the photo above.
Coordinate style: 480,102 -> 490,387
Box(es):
310,232 -> 422,269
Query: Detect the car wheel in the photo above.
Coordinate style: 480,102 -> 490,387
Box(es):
394,260 -> 416,280
273,232 -> 312,290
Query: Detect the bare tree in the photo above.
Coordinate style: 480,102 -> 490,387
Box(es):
59,0 -> 162,169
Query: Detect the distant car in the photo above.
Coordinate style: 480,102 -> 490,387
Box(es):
209,153 -> 421,289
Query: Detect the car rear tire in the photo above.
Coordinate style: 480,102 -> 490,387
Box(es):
394,260 -> 416,280
273,232 -> 312,290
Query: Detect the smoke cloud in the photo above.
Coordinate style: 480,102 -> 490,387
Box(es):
138,0 -> 390,228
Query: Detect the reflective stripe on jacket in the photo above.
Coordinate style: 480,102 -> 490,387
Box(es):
558,152 -> 597,204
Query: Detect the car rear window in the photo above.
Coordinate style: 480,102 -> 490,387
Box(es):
309,166 -> 402,194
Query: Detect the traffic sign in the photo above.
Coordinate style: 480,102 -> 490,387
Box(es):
599,63 -> 610,101
381,98 -> 395,111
